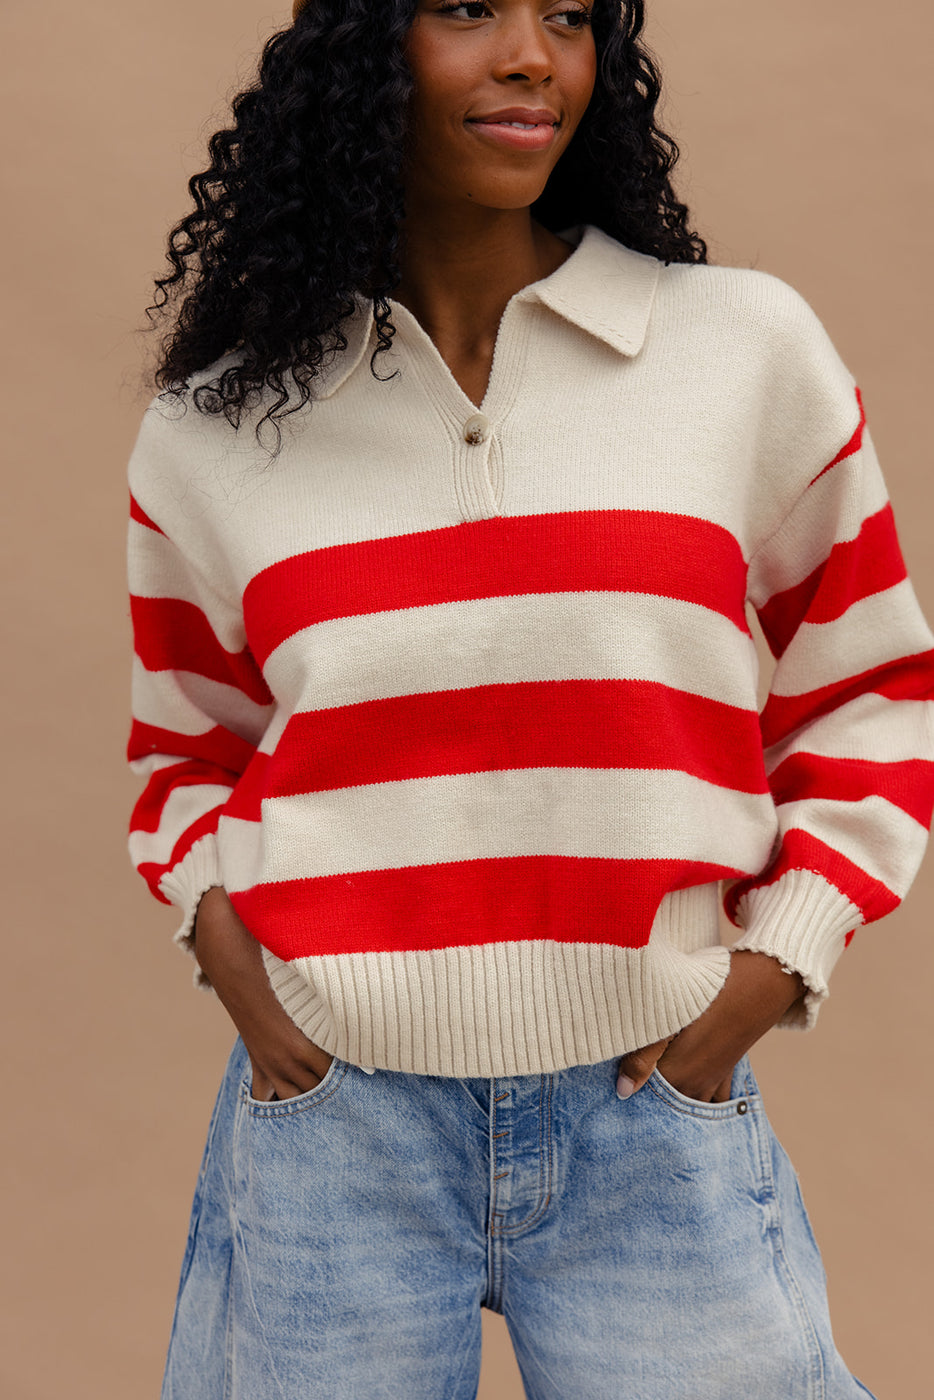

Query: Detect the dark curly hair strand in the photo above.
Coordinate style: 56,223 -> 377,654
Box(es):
148,0 -> 706,446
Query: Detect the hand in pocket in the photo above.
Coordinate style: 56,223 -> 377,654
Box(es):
616,950 -> 806,1103
193,887 -> 335,1102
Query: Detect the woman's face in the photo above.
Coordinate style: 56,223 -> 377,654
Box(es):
404,0 -> 597,214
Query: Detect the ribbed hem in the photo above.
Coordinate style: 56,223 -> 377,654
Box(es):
262,935 -> 732,1078
730,871 -> 861,1030
158,834 -> 223,990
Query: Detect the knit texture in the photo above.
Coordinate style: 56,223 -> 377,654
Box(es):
127,225 -> 934,1076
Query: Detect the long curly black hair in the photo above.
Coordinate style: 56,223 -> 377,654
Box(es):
149,0 -> 706,444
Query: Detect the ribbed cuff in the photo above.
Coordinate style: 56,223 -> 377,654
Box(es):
157,834 -> 224,990
730,870 -> 862,1029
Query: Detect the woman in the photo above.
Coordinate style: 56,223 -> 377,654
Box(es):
127,1 -> 934,1395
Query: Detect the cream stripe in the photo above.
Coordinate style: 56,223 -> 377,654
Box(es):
131,658 -> 273,743
765,692 -> 934,768
164,671 -> 274,745
747,441 -> 889,603
217,768 -> 775,891
128,784 -> 232,868
778,794 -> 928,895
128,752 -> 186,778
131,657 -> 215,737
129,523 -> 247,652
262,591 -> 759,725
769,580 -> 933,696
129,522 -> 204,605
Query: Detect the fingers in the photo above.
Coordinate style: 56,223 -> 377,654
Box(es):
616,951 -> 803,1106
616,1036 -> 675,1098
710,1072 -> 735,1104
250,1057 -> 332,1102
617,1040 -> 737,1105
293,1031 -> 334,1085
248,1059 -> 277,1103
275,1023 -> 335,1090
655,1024 -> 738,1103
249,1039 -> 335,1102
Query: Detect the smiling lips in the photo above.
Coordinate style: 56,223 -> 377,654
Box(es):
466,106 -> 560,151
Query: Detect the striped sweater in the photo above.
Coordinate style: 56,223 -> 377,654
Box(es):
127,225 -> 934,1077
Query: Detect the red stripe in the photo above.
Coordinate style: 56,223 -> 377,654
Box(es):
809,387 -> 866,486
223,681 -> 766,822
229,856 -> 741,960
130,758 -> 243,834
131,595 -> 273,707
760,651 -> 934,748
129,493 -> 165,535
768,752 -> 934,827
724,826 -> 896,929
135,807 -> 226,904
217,749 -> 272,823
243,511 -> 750,667
127,718 -> 258,774
757,506 -> 907,659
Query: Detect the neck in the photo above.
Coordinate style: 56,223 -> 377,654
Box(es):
392,198 -> 572,402
395,204 -> 565,331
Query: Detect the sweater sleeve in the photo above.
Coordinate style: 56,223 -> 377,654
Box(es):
727,381 -> 934,1027
126,404 -> 275,973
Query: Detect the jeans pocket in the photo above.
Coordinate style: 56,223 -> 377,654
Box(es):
241,1055 -> 348,1116
647,1056 -> 760,1121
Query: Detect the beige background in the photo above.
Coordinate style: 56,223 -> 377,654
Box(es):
1,2 -> 931,1396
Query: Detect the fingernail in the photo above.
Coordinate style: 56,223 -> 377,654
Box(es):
616,1074 -> 635,1099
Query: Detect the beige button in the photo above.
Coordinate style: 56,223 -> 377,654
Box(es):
463,412 -> 491,446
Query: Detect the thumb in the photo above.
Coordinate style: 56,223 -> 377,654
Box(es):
616,1036 -> 675,1099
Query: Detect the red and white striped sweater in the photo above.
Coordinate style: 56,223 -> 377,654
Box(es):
127,225 -> 934,1077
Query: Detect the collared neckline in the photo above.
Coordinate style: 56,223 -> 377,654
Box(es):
516,224 -> 661,357
314,224 -> 661,399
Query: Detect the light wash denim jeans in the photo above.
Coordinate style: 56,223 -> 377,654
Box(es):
162,1037 -> 876,1399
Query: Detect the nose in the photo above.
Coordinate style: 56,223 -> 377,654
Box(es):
491,13 -> 554,86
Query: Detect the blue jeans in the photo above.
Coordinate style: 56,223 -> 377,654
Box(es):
163,1038 -> 875,1399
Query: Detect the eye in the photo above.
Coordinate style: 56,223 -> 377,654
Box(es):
438,1 -> 492,18
549,5 -> 592,28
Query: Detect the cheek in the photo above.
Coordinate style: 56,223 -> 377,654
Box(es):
405,32 -> 472,137
566,45 -> 597,120
549,25 -> 598,128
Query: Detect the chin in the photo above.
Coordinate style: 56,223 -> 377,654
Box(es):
462,176 -> 553,211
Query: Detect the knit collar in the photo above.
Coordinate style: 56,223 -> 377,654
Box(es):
516,224 -> 661,357
315,224 -> 661,399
